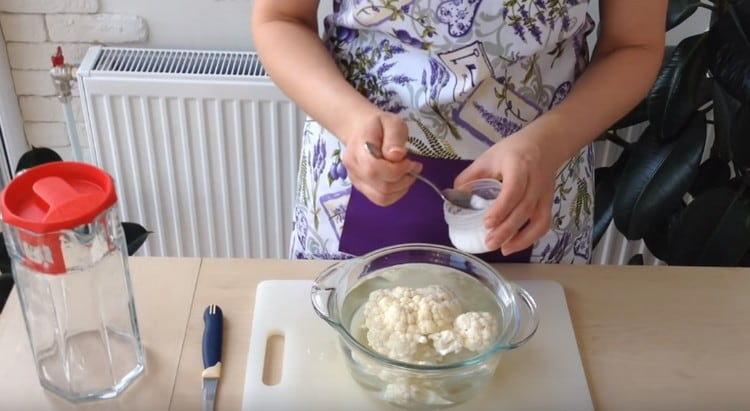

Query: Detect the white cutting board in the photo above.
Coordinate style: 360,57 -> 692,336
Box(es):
242,280 -> 593,411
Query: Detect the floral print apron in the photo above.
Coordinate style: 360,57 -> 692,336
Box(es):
290,0 -> 595,264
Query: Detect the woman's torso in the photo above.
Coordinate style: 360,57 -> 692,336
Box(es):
291,0 -> 595,263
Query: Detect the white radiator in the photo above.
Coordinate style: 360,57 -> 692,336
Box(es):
77,46 -> 304,258
76,46 -> 652,264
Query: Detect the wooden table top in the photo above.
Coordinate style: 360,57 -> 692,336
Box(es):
0,258 -> 748,411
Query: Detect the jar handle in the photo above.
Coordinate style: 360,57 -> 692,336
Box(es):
507,283 -> 539,349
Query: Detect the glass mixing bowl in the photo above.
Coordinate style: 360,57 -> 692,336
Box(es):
311,244 -> 538,409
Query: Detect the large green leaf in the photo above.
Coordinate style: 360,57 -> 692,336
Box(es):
689,157 -> 732,196
613,116 -> 706,240
0,234 -> 13,312
712,82 -> 741,162
740,250 -> 750,267
647,33 -> 709,140
611,47 -> 676,130
667,186 -> 750,266
15,147 -> 62,174
0,233 -> 10,274
667,0 -> 701,30
122,222 -> 152,256
729,175 -> 750,191
644,201 -> 686,261
612,101 -> 648,130
628,254 -> 645,265
712,77 -> 750,170
0,273 -> 13,312
730,104 -> 750,169
707,2 -> 750,105
696,75 -> 714,108
593,149 -> 630,249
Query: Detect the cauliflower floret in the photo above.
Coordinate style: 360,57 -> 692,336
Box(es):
382,381 -> 453,407
414,285 -> 462,334
428,329 -> 463,356
362,285 -> 498,362
454,311 -> 499,352
382,382 -> 418,406
429,313 -> 499,355
363,286 -> 461,362
358,286 -> 499,408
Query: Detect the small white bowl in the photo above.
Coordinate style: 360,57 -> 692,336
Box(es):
443,179 -> 501,254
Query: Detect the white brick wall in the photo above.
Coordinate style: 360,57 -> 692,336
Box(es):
0,0 -> 148,161
0,0 -> 98,14
11,70 -> 57,96
25,122 -> 87,147
47,14 -> 148,43
0,14 -> 47,41
7,42 -> 92,69
19,96 -> 83,123
55,146 -> 93,163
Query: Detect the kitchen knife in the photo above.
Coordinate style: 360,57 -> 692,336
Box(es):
202,305 -> 223,411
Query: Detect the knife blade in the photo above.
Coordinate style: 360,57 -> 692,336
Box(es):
202,305 -> 223,411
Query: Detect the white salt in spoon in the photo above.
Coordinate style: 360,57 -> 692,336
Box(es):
364,142 -> 480,210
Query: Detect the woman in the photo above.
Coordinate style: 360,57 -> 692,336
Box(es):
253,0 -> 665,263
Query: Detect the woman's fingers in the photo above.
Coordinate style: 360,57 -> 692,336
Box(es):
380,114 -> 409,162
501,198 -> 552,255
484,164 -> 527,228
370,156 -> 421,183
343,142 -> 421,206
369,173 -> 418,196
354,177 -> 411,206
485,196 -> 536,251
454,161 -> 488,188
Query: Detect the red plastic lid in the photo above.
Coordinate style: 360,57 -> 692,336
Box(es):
0,162 -> 117,233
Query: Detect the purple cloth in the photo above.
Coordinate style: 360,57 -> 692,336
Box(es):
338,153 -> 531,263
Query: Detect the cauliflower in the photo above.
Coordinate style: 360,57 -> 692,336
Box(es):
429,329 -> 463,356
454,312 -> 498,352
362,285 -> 499,362
382,381 -> 453,407
413,285 -> 462,334
363,285 -> 461,362
382,382 -> 418,406
352,351 -> 453,407
358,285 -> 500,407
428,313 -> 499,356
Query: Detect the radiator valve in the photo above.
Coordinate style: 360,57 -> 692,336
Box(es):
50,46 -> 83,162
50,46 -> 77,103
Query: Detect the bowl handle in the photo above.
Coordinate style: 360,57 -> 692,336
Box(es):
310,261 -> 348,326
507,283 -> 540,349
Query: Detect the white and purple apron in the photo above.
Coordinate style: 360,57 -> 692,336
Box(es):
290,0 -> 595,264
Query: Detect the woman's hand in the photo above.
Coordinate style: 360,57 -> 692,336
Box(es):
454,132 -> 560,256
341,111 -> 423,207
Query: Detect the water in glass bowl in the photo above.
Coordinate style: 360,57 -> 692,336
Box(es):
338,263 -> 505,408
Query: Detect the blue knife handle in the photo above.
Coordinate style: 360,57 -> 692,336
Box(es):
202,305 -> 223,370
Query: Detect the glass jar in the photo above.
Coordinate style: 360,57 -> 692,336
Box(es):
0,162 -> 144,402
311,244 -> 537,409
443,179 -> 501,254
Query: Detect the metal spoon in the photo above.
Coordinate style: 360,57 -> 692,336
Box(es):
364,142 -> 477,210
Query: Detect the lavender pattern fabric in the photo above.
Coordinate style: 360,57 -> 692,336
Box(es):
436,0 -> 484,37
290,0 -> 595,264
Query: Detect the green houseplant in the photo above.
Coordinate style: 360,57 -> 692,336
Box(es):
596,0 -> 750,266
